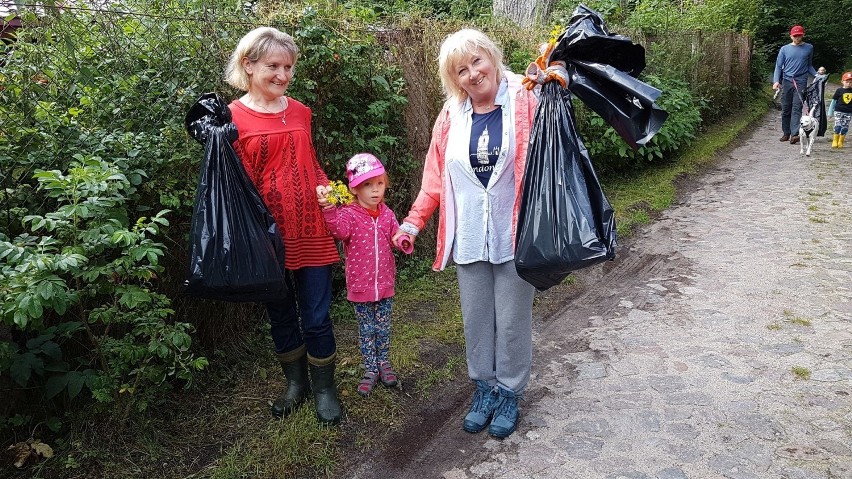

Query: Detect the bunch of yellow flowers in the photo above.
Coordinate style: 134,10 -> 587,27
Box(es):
326,180 -> 354,206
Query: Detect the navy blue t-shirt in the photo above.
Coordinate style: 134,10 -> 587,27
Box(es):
469,109 -> 503,187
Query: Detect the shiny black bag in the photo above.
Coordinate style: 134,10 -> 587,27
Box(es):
515,4 -> 667,290
515,82 -> 617,290
183,93 -> 290,302
800,74 -> 828,137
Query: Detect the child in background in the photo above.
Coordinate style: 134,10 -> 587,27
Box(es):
828,71 -> 852,148
317,153 -> 411,396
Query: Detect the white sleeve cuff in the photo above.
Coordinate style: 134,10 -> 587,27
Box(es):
400,222 -> 419,236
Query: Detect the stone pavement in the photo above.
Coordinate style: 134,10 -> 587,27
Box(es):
437,111 -> 852,479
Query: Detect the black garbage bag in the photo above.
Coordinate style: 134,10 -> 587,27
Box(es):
554,4 -> 668,149
515,82 -> 617,290
183,92 -> 291,302
515,4 -> 666,290
800,74 -> 828,137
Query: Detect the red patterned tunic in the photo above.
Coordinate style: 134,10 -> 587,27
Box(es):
229,98 -> 339,270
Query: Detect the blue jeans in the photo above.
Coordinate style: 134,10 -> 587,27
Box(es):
780,79 -> 805,136
266,265 -> 336,359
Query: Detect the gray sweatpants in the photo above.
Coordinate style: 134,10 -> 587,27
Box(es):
456,260 -> 535,393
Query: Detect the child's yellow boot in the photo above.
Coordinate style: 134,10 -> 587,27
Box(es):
832,133 -> 840,148
840,134 -> 846,148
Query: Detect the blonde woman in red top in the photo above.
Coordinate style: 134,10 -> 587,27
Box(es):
225,27 -> 341,425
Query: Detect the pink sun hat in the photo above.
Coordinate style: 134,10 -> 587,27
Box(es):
346,153 -> 386,188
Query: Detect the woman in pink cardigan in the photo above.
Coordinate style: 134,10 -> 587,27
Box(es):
394,29 -> 539,439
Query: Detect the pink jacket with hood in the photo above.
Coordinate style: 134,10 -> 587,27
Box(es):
402,72 -> 538,271
323,203 -> 402,302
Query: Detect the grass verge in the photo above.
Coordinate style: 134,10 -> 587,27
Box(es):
604,95 -> 769,237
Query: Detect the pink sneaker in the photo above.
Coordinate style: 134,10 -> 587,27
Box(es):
378,362 -> 398,387
357,371 -> 378,397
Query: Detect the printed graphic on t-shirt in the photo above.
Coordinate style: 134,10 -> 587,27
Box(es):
469,109 -> 503,187
834,88 -> 852,113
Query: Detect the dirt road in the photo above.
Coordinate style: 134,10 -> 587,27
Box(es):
345,109 -> 852,479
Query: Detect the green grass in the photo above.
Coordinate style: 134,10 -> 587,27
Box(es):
209,408 -> 338,479
783,310 -> 813,326
415,353 -> 465,396
806,190 -> 831,197
791,366 -> 811,380
605,95 -> 768,236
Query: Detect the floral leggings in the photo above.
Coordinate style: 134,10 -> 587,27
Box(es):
354,297 -> 393,373
834,112 -> 851,134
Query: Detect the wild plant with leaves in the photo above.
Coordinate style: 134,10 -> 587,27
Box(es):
0,156 -> 207,428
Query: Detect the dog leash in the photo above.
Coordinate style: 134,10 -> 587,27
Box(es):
792,78 -> 810,115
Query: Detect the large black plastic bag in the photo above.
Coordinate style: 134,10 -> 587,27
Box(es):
515,82 -> 617,290
553,5 -> 668,148
515,5 -> 667,290
800,74 -> 828,137
183,93 -> 290,302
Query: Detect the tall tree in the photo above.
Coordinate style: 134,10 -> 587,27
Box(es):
754,0 -> 852,73
493,0 -> 555,26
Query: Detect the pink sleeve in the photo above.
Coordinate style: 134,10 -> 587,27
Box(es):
322,207 -> 353,241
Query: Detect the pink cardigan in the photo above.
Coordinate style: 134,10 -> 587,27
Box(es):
402,72 -> 538,271
323,203 -> 401,302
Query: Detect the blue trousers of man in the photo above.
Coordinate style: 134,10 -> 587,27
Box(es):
780,79 -> 804,137
266,265 -> 336,360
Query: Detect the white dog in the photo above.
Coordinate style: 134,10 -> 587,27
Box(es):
799,106 -> 819,156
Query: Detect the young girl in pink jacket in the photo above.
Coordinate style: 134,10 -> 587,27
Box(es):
317,153 -> 412,396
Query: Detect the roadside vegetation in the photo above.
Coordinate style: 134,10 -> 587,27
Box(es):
2,0 -> 849,477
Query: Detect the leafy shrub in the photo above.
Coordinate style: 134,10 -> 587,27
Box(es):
0,0 -> 413,431
0,156 -> 206,426
0,2 -> 231,430
579,74 -> 703,174
280,6 -> 412,207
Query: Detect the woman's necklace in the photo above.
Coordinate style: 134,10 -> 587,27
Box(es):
472,102 -> 498,114
251,96 -> 288,124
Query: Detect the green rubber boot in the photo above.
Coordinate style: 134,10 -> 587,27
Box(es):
308,353 -> 342,425
271,345 -> 310,418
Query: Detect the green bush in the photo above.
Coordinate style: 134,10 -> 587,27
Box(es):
280,6 -> 412,206
0,156 -> 206,426
0,2 -> 230,430
0,0 -> 413,432
579,74 -> 703,174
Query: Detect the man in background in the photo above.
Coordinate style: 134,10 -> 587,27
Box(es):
772,25 -> 817,145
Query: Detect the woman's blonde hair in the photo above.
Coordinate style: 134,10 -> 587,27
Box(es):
225,27 -> 299,91
437,29 -> 505,104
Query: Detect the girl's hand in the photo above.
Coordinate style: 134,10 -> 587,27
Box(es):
316,185 -> 333,209
392,228 -> 414,248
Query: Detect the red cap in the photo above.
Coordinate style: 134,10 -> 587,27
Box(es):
843,72 -> 852,82
790,25 -> 804,36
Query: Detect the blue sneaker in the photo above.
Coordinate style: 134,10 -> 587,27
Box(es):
462,380 -> 497,433
488,387 -> 520,438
